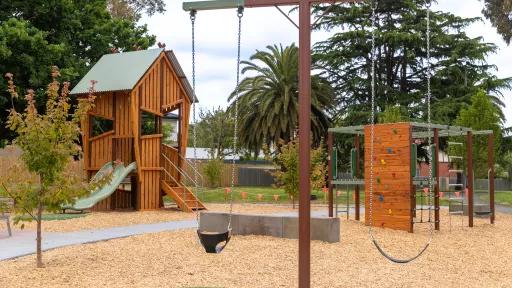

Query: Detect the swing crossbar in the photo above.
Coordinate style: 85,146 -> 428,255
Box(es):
183,0 -> 244,11
183,0 -> 360,11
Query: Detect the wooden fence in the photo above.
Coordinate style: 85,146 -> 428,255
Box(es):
183,161 -> 277,188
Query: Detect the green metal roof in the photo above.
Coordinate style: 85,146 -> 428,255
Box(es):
70,48 -> 164,95
328,122 -> 493,137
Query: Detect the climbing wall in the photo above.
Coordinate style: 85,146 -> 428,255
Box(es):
364,123 -> 413,232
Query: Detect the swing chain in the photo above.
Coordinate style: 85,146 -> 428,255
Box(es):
228,6 -> 244,231
426,0 -> 434,231
190,9 -> 200,225
369,0 -> 378,237
367,0 -> 435,263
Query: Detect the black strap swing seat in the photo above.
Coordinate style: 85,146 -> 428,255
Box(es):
189,6 -> 243,255
197,229 -> 232,253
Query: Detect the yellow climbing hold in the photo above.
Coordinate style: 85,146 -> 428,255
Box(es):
381,159 -> 386,165
388,209 -> 392,214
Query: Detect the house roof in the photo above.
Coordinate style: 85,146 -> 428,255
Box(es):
70,48 -> 197,103
165,51 -> 197,103
164,112 -> 179,120
70,48 -> 163,95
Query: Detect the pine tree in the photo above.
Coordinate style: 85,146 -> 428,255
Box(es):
313,0 -> 511,126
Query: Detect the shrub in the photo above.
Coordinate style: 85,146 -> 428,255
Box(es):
272,138 -> 327,208
203,158 -> 224,188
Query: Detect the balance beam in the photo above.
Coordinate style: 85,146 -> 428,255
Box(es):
199,212 -> 340,243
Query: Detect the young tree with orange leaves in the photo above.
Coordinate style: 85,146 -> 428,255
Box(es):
2,67 -> 97,267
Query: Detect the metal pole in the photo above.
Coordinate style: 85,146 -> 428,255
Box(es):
467,131 -> 474,227
434,128 -> 440,230
328,132 -> 334,217
298,1 -> 311,287
354,134 -> 360,221
488,133 -> 495,224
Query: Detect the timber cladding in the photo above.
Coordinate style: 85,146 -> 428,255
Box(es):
364,123 -> 413,232
79,50 -> 193,211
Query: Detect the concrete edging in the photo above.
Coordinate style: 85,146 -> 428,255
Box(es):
199,212 -> 340,243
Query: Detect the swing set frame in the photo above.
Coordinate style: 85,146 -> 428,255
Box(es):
183,0 -> 361,286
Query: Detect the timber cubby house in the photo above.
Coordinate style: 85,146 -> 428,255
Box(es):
70,48 -> 205,212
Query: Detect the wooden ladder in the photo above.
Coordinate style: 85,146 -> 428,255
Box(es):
161,180 -> 206,212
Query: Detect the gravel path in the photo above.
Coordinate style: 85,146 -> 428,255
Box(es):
17,203 -> 307,233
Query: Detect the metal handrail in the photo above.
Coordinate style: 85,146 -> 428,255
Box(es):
162,153 -> 202,189
161,143 -> 205,186
180,154 -> 205,183
161,164 -> 181,188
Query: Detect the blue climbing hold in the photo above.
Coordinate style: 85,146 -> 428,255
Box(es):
379,194 -> 384,202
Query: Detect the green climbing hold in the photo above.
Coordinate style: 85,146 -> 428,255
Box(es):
376,177 -> 381,184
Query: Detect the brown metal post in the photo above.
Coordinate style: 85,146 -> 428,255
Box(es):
467,131 -> 474,227
327,132 -> 333,217
434,128 -> 440,230
354,134 -> 360,221
298,2 -> 311,287
488,133 -> 495,224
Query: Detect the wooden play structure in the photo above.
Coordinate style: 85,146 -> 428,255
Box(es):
327,122 -> 495,233
70,48 -> 205,212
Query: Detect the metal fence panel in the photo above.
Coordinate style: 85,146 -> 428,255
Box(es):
475,179 -> 511,191
238,167 -> 275,186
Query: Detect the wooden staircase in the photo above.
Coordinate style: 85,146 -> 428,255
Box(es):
161,180 -> 206,212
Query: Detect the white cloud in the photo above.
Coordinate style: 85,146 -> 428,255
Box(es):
141,0 -> 512,128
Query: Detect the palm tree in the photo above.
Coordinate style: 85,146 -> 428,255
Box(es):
228,43 -> 334,157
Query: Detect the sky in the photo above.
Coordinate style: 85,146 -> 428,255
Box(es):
140,0 -> 512,128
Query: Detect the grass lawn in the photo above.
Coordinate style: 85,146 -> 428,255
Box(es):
163,186 -> 340,204
479,191 -> 512,206
14,213 -> 86,222
171,185 -> 503,207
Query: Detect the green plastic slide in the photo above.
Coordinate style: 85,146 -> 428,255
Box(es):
63,162 -> 137,211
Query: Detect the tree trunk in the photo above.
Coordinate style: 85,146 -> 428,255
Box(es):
292,196 -> 295,209
36,198 -> 43,268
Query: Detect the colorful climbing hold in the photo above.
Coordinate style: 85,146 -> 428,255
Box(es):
376,177 -> 381,184
387,148 -> 393,154
379,194 -> 384,202
380,159 -> 386,165
388,209 -> 392,214
392,128 -> 398,134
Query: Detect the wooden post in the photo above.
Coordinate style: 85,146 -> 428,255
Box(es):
297,2 -> 312,286
488,133 -> 495,224
354,134 -> 360,221
111,92 -> 118,210
327,132 -> 334,217
434,128 -> 440,230
467,131 -> 474,227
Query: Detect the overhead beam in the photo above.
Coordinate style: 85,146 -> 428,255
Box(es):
183,0 -> 358,11
328,126 -> 364,134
